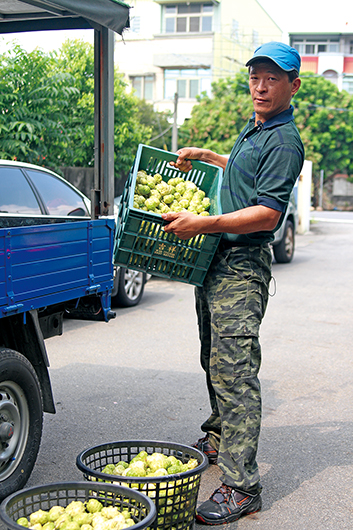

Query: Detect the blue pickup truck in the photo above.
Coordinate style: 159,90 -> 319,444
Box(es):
0,219 -> 115,501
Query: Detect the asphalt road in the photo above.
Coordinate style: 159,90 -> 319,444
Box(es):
1,214 -> 353,530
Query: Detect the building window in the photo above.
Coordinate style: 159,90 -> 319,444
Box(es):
130,16 -> 141,33
252,30 -> 259,49
231,19 -> 239,41
293,38 -> 340,55
323,69 -> 338,86
164,3 -> 213,34
131,75 -> 154,100
328,42 -> 339,52
343,75 -> 353,94
164,68 -> 212,99
305,44 -> 315,54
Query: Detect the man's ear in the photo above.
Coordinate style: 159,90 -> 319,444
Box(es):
291,77 -> 301,97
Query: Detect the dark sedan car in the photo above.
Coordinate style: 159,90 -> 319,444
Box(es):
0,159 -> 146,307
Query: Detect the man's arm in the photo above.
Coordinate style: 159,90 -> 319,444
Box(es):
162,205 -> 281,240
169,147 -> 229,172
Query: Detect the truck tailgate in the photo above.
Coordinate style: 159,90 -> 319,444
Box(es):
0,219 -> 115,317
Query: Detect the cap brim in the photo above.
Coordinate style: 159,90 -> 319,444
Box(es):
245,55 -> 294,71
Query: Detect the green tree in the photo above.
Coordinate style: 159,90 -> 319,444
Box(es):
0,40 -> 160,192
136,99 -> 173,151
179,71 -> 252,153
292,74 -> 353,200
113,72 -> 152,192
0,44 -> 77,166
56,39 -> 151,191
179,70 -> 353,189
55,39 -> 96,167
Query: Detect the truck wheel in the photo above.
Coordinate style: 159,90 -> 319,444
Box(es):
273,220 -> 295,263
0,348 -> 43,501
112,268 -> 146,307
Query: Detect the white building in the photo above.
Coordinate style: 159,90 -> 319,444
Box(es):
290,31 -> 353,93
115,0 -> 282,124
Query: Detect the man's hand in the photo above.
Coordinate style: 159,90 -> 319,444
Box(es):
162,211 -> 206,240
162,205 -> 281,240
169,148 -> 202,172
169,147 -> 229,172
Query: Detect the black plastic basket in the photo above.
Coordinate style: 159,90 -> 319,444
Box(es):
76,441 -> 208,530
0,482 -> 156,530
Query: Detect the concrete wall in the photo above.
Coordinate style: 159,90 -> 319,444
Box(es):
331,174 -> 353,209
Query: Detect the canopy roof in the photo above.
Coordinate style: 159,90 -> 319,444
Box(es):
0,0 -> 130,35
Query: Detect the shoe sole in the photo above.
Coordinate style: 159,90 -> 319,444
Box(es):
195,498 -> 262,525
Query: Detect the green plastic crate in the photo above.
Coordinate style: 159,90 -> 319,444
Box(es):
113,145 -> 223,286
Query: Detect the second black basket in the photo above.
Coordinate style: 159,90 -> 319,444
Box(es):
76,440 -> 208,530
0,482 -> 156,530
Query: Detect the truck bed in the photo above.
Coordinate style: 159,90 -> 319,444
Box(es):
0,219 -> 115,320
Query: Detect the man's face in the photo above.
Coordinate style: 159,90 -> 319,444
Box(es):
248,61 -> 301,123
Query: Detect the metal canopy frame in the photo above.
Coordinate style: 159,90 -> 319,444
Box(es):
0,0 -> 130,217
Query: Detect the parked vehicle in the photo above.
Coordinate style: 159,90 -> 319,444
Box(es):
0,159 -> 148,499
272,190 -> 299,263
0,160 -> 147,306
0,217 -> 115,500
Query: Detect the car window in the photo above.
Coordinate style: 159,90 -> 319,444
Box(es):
0,166 -> 42,214
26,169 -> 89,217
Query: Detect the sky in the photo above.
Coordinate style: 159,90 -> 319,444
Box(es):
0,0 -> 353,54
0,28 -> 94,55
259,0 -> 353,36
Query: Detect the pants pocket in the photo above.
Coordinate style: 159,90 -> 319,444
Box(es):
216,317 -> 261,379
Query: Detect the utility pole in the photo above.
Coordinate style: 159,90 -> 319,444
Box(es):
172,92 -> 178,152
318,169 -> 324,209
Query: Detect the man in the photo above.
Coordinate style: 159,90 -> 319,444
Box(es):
162,41 -> 304,524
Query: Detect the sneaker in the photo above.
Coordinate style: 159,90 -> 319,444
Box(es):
195,483 -> 262,525
192,434 -> 218,464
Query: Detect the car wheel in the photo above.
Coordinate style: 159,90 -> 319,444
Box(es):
112,268 -> 146,307
273,219 -> 295,263
0,348 -> 43,501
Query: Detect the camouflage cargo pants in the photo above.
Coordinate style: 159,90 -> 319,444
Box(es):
195,244 -> 272,493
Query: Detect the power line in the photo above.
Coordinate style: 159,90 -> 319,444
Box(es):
149,124 -> 173,142
293,99 -> 353,112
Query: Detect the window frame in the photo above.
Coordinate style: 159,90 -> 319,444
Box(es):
130,75 -> 155,100
293,38 -> 341,55
25,169 -> 90,217
164,67 -> 212,99
164,2 -> 214,34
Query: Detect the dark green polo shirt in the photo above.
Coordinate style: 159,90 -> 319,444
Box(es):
220,106 -> 305,245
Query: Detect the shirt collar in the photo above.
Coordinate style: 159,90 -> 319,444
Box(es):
250,105 -> 295,129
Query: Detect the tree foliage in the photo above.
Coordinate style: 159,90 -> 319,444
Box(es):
0,44 -> 77,165
136,99 -> 173,151
179,71 -> 252,153
0,40 -> 157,189
179,69 -> 353,181
292,73 -> 353,179
54,39 -> 151,184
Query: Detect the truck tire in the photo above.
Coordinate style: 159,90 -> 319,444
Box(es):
112,268 -> 146,307
0,348 -> 43,501
273,219 -> 295,263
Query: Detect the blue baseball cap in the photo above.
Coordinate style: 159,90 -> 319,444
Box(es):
246,41 -> 301,73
